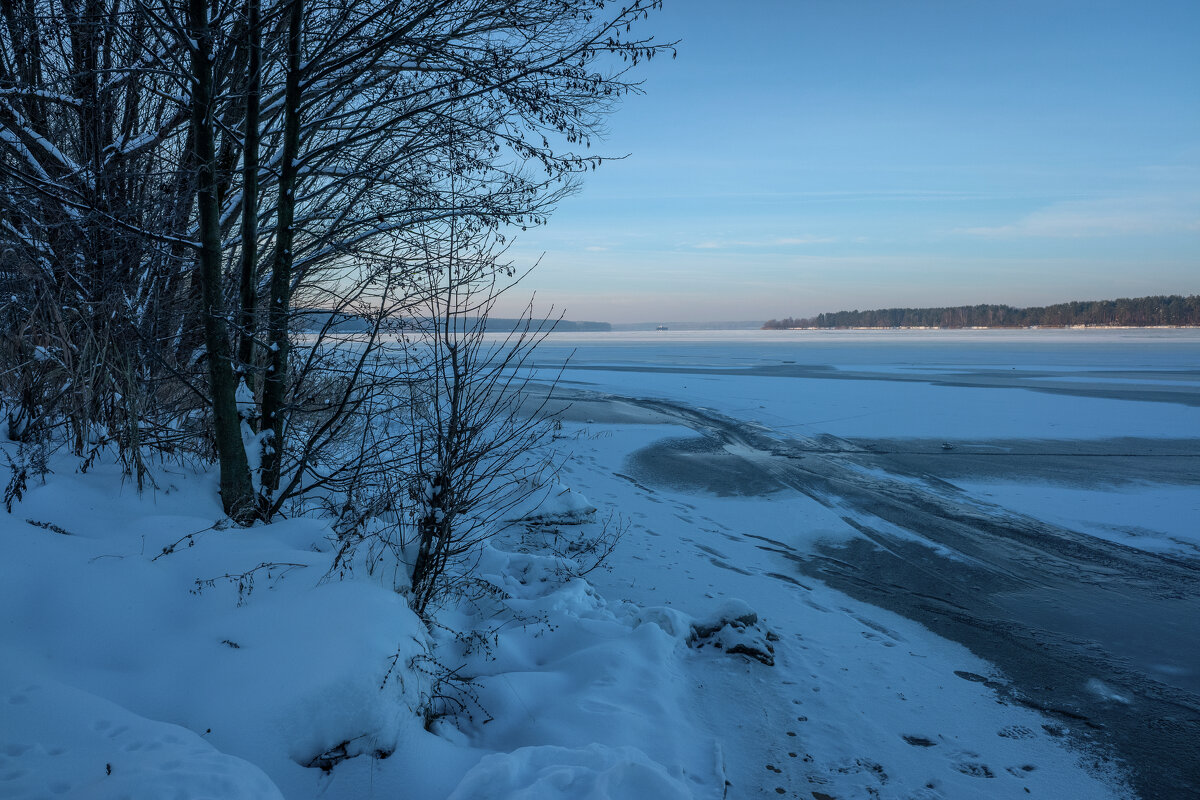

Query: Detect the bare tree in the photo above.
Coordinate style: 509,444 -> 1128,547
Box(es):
1,0 -> 674,525
304,214 -> 563,617
0,0 -> 200,471
402,227 -> 562,616
245,0 -> 675,516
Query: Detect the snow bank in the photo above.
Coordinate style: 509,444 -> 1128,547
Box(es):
0,460 -> 432,799
0,665 -> 283,800
508,482 -> 598,523
0,453 -> 721,799
435,543 -> 722,797
449,744 -> 692,800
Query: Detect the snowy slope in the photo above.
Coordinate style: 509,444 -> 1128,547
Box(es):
1,419 -> 1131,799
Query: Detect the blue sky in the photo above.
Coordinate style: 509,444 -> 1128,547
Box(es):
502,0 -> 1199,323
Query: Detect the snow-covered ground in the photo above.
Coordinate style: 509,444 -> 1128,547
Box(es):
4,329 -> 1195,798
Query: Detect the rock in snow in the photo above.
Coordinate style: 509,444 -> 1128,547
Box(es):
688,598 -> 778,666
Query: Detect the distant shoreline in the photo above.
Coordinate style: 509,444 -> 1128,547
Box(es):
763,295 -> 1200,330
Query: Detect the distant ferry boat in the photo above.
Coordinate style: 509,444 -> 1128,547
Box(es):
656,324 -> 669,331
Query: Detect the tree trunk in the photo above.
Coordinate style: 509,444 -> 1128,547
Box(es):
259,0 -> 301,503
188,0 -> 256,523
237,0 -> 261,381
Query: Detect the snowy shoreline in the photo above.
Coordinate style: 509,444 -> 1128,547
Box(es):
5,333 -> 1198,798
0,409 -> 1141,799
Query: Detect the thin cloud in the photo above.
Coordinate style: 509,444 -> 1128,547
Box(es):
690,236 -> 837,250
961,195 -> 1200,239
773,236 -> 838,245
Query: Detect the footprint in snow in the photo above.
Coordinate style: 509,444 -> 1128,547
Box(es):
953,761 -> 996,778
1006,764 -> 1038,778
901,734 -> 938,747
850,615 -> 906,643
860,630 -> 898,647
830,757 -> 888,784
997,724 -> 1035,740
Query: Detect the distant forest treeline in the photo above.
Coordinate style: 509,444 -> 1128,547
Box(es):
763,295 -> 1200,330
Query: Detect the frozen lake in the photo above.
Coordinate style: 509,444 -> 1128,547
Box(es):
526,328 -> 1200,797
533,326 -> 1200,369
532,328 -> 1200,555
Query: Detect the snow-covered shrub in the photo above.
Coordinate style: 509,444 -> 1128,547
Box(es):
511,506 -> 627,581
